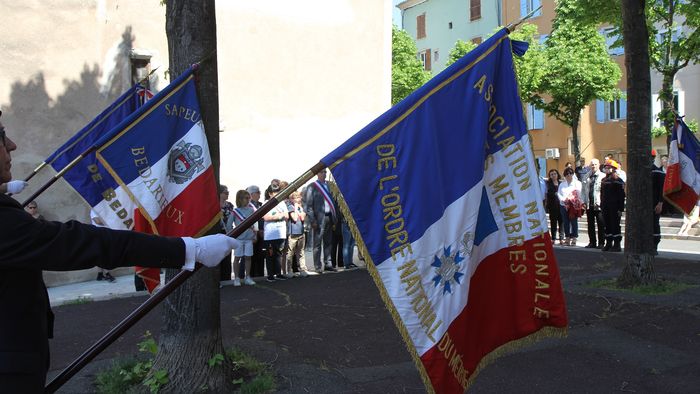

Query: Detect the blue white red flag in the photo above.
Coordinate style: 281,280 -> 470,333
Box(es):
663,118 -> 700,214
95,67 -> 220,236
95,68 -> 220,292
48,84 -> 147,229
323,29 -> 568,392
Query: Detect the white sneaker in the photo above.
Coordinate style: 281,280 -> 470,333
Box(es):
300,271 -> 309,277
244,277 -> 255,286
233,278 -> 241,287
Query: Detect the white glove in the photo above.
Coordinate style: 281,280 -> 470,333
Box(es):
6,180 -> 28,194
181,234 -> 240,270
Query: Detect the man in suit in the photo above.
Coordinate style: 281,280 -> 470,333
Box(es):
581,158 -> 606,249
0,113 -> 238,391
304,170 -> 338,273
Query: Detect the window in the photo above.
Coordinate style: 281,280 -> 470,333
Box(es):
520,0 -> 542,17
470,0 -> 481,21
601,27 -> 624,56
527,104 -> 545,130
433,49 -> 439,63
448,22 -> 453,29
417,14 -> 426,39
472,36 -> 482,45
419,49 -> 432,71
652,91 -> 684,127
596,93 -> 627,122
656,27 -> 682,44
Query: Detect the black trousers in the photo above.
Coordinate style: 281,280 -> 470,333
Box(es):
265,239 -> 285,279
653,213 -> 661,249
586,208 -> 605,246
548,208 -> 564,241
602,208 -> 622,241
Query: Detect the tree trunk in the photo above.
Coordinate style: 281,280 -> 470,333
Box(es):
661,72 -> 675,152
571,116 -> 581,162
619,0 -> 656,287
151,2 -> 231,391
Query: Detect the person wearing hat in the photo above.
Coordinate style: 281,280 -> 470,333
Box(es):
651,149 -> 665,253
0,114 -> 239,390
600,159 -> 626,252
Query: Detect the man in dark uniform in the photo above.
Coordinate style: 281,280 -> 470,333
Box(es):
651,149 -> 666,254
601,159 -> 626,252
0,114 -> 238,391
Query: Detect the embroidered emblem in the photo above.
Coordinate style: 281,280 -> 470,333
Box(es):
460,231 -> 475,258
168,140 -> 205,184
431,245 -> 465,295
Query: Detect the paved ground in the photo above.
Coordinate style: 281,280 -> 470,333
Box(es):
47,247 -> 700,393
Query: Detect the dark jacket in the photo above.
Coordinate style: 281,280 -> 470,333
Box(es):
304,180 -> 338,227
601,174 -> 626,212
652,164 -> 666,207
0,194 -> 185,392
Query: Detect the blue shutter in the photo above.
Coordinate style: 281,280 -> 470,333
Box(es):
527,104 -> 535,130
520,0 -> 528,17
620,97 -> 627,119
533,0 -> 542,16
596,100 -> 605,123
539,34 -> 549,45
534,107 -> 545,129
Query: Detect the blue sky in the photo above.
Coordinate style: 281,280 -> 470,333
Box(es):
393,0 -> 402,28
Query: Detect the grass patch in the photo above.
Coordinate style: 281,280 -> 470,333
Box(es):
227,348 -> 276,393
95,358 -> 142,394
588,278 -> 697,295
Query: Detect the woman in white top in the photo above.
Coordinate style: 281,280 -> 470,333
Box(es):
557,167 -> 583,246
263,183 -> 288,282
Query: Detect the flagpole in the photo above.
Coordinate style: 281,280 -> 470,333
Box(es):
21,146 -> 98,208
20,68 -> 160,184
44,161 -> 327,393
505,5 -> 543,33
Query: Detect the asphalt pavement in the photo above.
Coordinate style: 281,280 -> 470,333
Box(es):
47,247 -> 700,393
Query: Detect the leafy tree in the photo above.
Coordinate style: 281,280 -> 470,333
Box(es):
567,0 -> 700,141
445,24 -> 547,105
530,14 -> 622,162
392,25 -> 430,105
445,39 -> 477,67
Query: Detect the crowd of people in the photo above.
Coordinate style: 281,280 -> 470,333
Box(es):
543,151 -> 668,253
218,169 -> 360,285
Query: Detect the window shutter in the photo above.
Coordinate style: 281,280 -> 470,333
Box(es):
520,0 -> 528,17
527,104 -> 535,130
470,0 -> 481,21
534,107 -> 545,129
620,97 -> 627,120
472,36 -> 482,45
417,14 -> 426,39
425,49 -> 432,71
596,100 -> 605,123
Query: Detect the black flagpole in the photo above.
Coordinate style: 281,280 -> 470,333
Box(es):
44,162 -> 326,393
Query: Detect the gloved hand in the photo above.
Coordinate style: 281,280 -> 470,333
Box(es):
181,234 -> 240,271
6,180 -> 28,194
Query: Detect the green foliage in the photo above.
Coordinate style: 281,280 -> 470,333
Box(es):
656,119 -> 700,137
567,0 -> 700,136
392,25 -> 430,105
208,353 -> 225,367
138,331 -> 158,356
95,359 -> 142,394
445,40 -> 477,67
143,369 -> 169,393
227,348 -> 276,393
588,278 -> 698,295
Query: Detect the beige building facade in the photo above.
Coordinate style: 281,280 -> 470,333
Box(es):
1,0 -> 392,285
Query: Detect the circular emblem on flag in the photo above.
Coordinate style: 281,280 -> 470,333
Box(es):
431,245 -> 465,295
168,141 -> 205,184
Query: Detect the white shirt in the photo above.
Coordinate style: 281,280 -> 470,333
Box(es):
557,179 -> 582,206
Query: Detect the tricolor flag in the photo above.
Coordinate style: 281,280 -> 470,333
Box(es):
324,29 -> 567,392
49,84 -> 147,229
663,118 -> 700,214
96,68 -> 221,292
